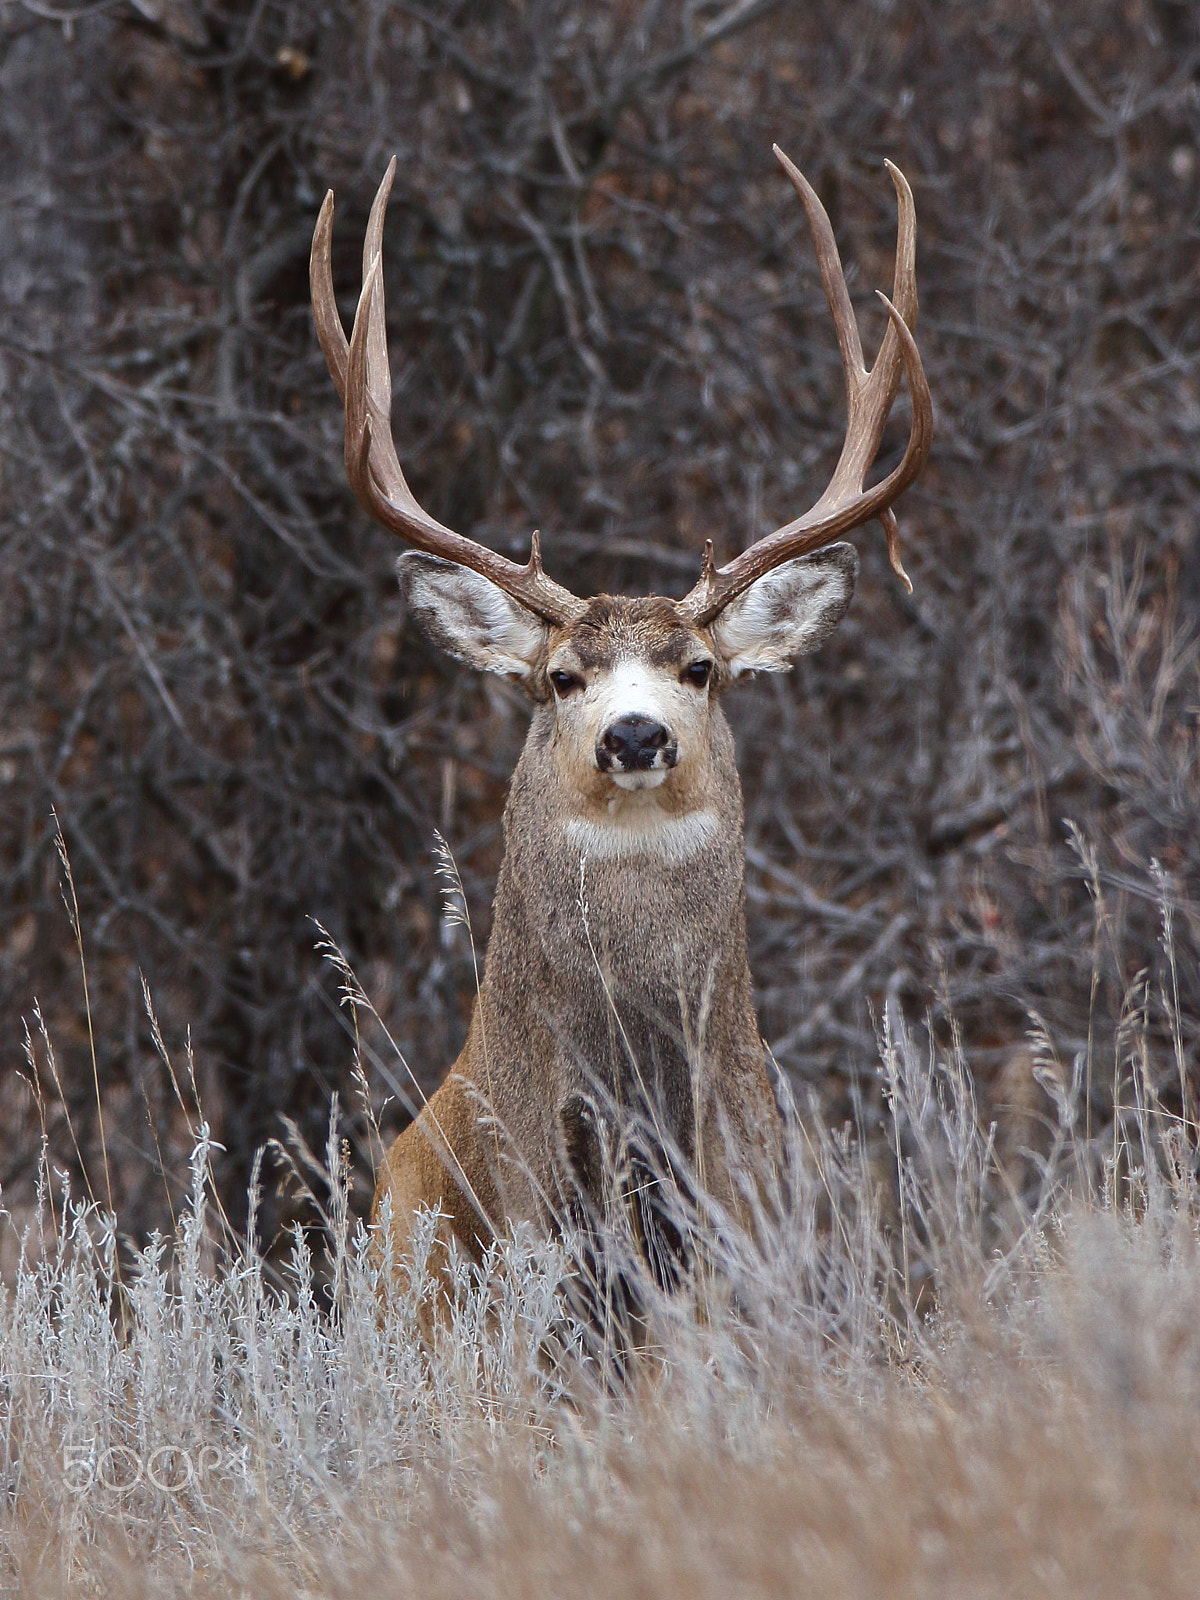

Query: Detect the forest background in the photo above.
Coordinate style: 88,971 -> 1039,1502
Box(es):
1,0 -> 1197,1248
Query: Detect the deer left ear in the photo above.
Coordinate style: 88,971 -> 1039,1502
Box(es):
710,543 -> 858,677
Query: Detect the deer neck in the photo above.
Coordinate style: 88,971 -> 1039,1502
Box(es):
485,702 -> 753,1013
464,702 -> 766,1176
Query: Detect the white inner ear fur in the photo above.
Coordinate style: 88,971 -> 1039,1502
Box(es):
711,544 -> 858,677
398,552 -> 548,678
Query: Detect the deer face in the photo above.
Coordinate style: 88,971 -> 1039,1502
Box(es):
398,544 -> 857,815
543,597 -> 714,797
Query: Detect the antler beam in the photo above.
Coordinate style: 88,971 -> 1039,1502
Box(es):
677,150 -> 933,626
310,158 -> 587,627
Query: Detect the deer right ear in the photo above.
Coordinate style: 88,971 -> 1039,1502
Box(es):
398,552 -> 550,680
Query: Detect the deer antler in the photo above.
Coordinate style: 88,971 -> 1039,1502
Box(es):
310,158 -> 587,627
678,149 -> 933,627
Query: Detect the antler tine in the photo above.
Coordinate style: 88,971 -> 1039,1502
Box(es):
357,157 -> 414,508
310,188 -> 348,403
679,152 -> 932,625
313,162 -> 586,627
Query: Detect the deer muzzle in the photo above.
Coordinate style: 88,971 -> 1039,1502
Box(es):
595,716 -> 678,785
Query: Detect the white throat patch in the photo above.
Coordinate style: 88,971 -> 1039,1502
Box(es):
563,809 -> 718,863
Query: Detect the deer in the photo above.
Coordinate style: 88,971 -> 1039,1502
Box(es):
309,145 -> 932,1320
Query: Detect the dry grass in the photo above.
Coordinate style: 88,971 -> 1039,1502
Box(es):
3,867 -> 1199,1597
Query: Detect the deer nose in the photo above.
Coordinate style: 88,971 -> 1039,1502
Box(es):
596,716 -> 676,772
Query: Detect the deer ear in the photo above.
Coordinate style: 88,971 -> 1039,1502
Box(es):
398,552 -> 549,679
710,544 -> 857,677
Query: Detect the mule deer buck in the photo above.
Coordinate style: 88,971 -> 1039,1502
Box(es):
310,147 -> 931,1309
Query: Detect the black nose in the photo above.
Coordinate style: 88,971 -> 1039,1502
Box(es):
597,716 -> 675,771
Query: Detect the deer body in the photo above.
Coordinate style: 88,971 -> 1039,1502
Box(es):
375,591 -> 784,1275
309,144 -> 932,1296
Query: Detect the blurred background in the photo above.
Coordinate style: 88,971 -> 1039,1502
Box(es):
1,0 -> 1196,1249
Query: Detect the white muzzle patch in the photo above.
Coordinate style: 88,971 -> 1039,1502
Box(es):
611,770 -> 668,791
592,660 -> 680,781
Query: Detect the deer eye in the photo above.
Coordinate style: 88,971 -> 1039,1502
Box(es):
681,660 -> 713,688
549,669 -> 583,696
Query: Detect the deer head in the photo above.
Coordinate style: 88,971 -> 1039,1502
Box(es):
310,150 -> 931,791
